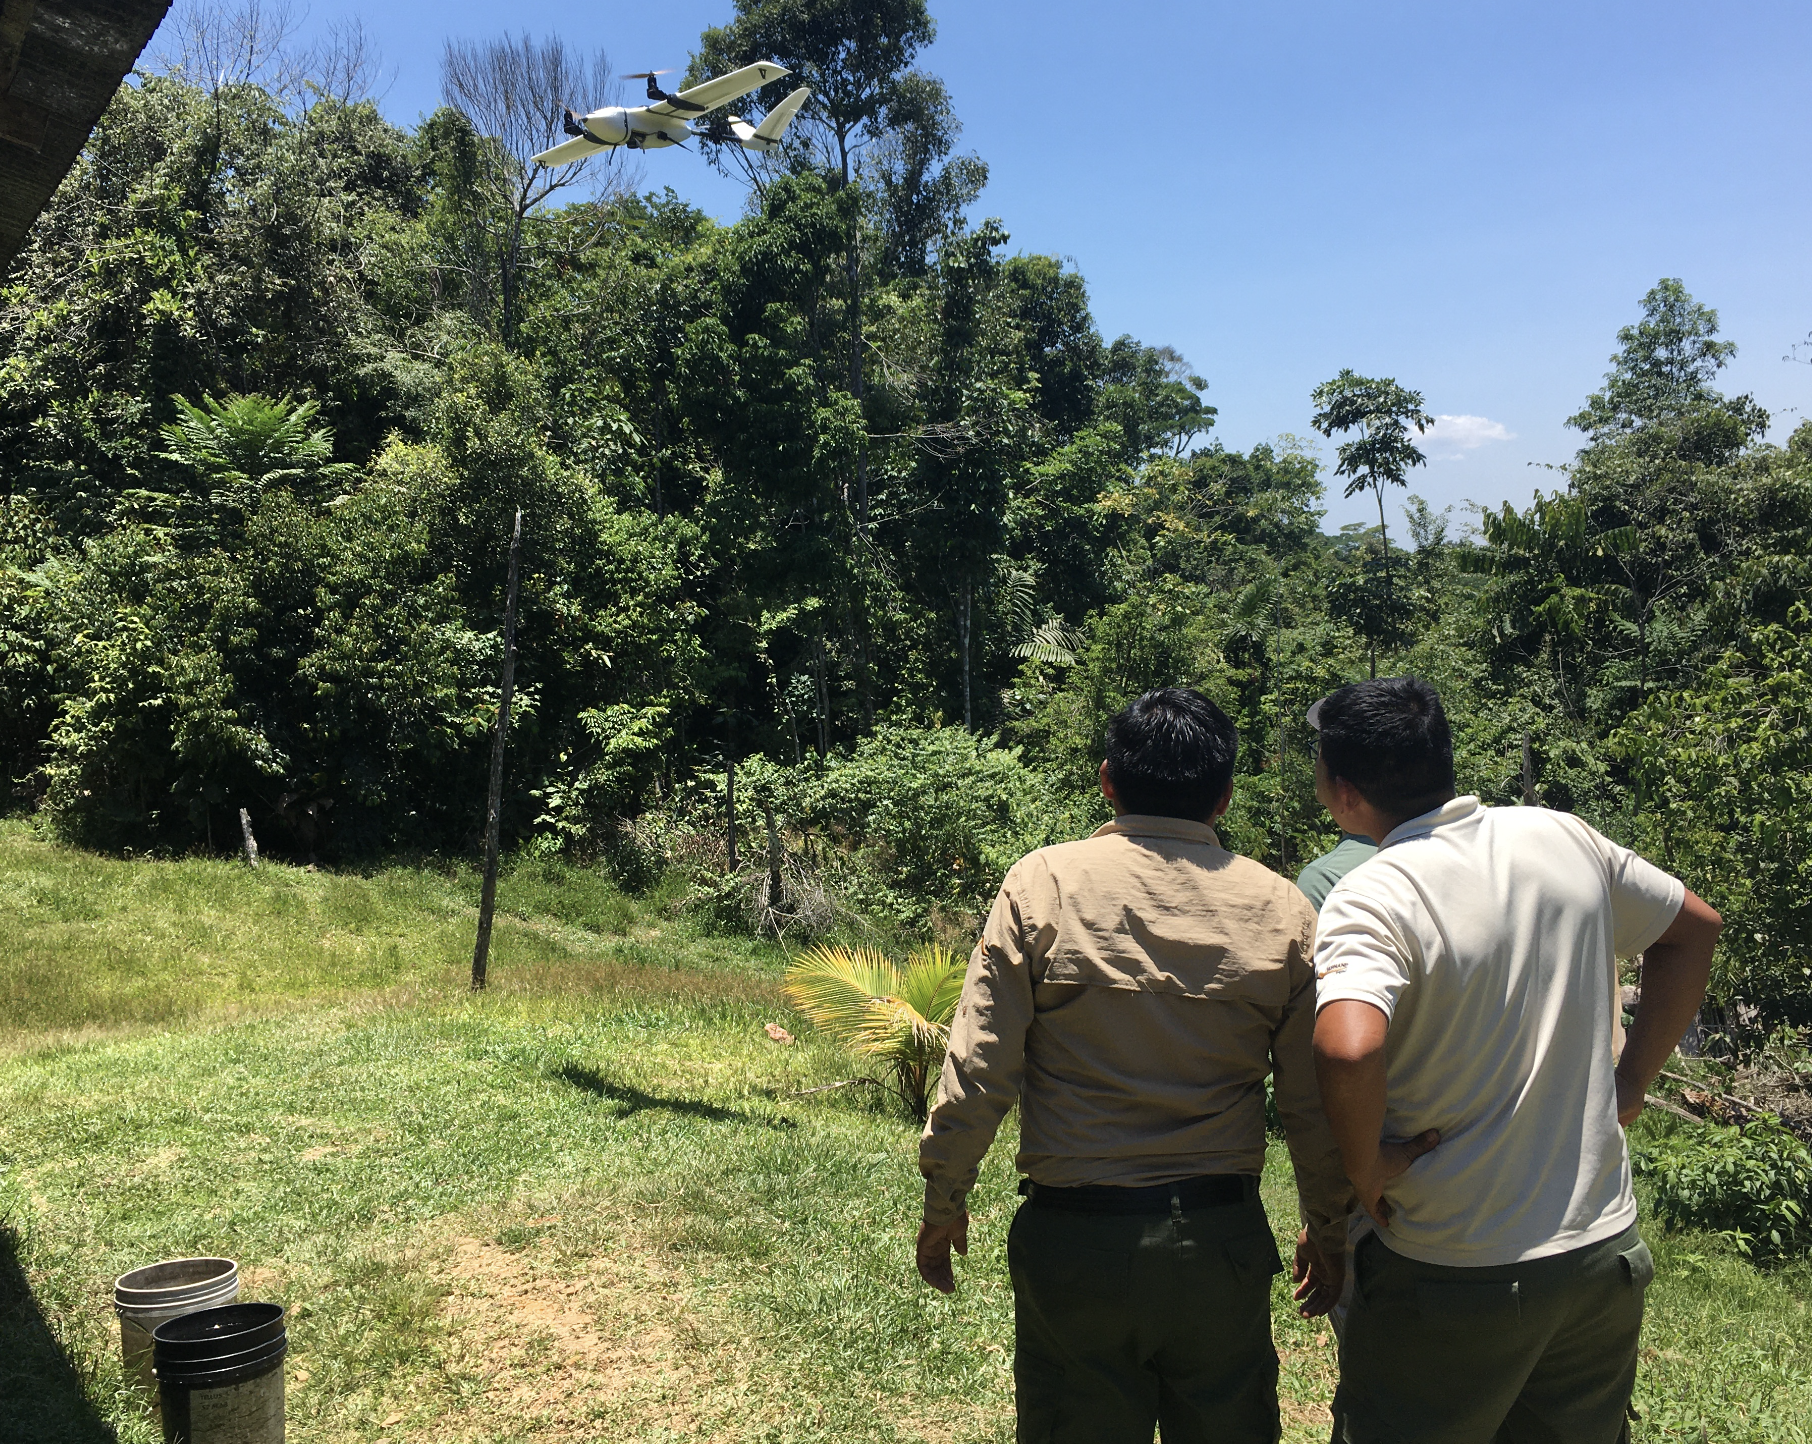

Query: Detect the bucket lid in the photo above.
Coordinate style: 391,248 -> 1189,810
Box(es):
156,1335 -> 288,1390
153,1302 -> 286,1357
114,1257 -> 238,1303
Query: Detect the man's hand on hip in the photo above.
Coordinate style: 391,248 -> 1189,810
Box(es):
1352,1129 -> 1442,1229
916,1211 -> 969,1294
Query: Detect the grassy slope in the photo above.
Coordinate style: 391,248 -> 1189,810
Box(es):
0,822 -> 1806,1443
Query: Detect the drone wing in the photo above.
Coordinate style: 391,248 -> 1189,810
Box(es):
532,133 -> 609,167
645,60 -> 789,119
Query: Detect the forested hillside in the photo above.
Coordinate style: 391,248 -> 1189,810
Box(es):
2,2 -> 1808,1025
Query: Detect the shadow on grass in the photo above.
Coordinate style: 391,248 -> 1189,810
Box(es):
0,1224 -> 117,1443
553,1063 -> 782,1126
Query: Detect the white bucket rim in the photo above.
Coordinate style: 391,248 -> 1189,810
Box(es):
114,1257 -> 239,1304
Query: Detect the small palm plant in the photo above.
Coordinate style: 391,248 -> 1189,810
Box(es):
783,943 -> 967,1122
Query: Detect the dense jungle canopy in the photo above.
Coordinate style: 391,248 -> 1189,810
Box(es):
2,2 -> 1809,1025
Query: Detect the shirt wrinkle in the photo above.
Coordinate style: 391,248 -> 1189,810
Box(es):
919,820 -> 1351,1256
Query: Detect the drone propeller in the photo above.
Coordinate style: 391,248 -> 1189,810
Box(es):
623,68 -> 679,103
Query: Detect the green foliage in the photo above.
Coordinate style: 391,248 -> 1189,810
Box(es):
1568,277 -> 1745,439
1636,1116 -> 1812,1264
796,724 -> 1041,922
783,940 -> 964,1118
1615,607 -> 1812,1016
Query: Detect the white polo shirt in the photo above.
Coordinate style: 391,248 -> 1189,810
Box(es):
1315,796 -> 1684,1267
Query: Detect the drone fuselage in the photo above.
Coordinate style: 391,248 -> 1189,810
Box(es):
574,105 -> 691,150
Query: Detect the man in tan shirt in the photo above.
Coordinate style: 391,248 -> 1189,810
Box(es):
915,687 -> 1365,1444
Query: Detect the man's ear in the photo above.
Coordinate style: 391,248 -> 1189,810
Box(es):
1099,759 -> 1118,809
1210,782 -> 1234,823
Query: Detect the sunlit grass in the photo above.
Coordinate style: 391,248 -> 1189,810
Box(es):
0,828 -> 1806,1442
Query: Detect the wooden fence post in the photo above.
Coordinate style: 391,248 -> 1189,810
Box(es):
472,509 -> 524,992
238,809 -> 259,869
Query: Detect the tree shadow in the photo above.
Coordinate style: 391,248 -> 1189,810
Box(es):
552,1064 -> 790,1128
0,1223 -> 119,1443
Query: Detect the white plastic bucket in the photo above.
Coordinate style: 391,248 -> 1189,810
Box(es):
115,1258 -> 240,1397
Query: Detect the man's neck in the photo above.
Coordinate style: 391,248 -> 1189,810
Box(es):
1368,792 -> 1460,845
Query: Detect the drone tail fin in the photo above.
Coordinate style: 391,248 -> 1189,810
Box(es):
747,86 -> 810,146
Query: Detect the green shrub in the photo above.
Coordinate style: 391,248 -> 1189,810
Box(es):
1635,1115 -> 1812,1264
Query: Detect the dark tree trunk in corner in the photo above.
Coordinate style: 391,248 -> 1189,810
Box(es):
472,509 -> 524,991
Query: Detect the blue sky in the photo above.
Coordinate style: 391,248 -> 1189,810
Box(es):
180,0 -> 1812,532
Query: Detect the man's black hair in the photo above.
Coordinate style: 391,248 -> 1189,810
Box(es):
1104,688 -> 1238,822
1313,676 -> 1455,818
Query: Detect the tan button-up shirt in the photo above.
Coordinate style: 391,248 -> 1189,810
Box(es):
919,814 -> 1351,1255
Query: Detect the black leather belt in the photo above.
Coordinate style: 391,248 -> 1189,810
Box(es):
1017,1173 -> 1260,1214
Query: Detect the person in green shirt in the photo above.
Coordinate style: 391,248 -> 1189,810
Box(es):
1295,832 -> 1377,911
1296,700 -> 1380,910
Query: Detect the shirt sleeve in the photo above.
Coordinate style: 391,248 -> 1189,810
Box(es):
918,859 -> 1041,1225
1312,871 -> 1416,1022
1270,902 -> 1354,1259
1596,829 -> 1686,958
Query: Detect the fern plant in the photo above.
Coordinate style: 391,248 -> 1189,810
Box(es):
783,943 -> 967,1122
159,392 -> 358,528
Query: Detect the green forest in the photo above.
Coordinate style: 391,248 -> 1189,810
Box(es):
3,0 -> 1809,1031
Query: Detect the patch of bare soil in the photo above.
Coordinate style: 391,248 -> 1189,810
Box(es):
424,1228 -> 731,1442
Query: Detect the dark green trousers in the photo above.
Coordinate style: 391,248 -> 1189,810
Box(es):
1335,1225 -> 1654,1444
1008,1192 -> 1285,1444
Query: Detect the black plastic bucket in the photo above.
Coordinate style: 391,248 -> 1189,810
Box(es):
153,1303 -> 287,1444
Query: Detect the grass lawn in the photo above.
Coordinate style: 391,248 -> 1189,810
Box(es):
1,819 -> 1808,1442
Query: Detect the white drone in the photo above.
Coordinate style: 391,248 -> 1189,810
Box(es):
532,61 -> 810,167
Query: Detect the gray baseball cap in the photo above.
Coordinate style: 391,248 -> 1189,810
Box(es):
1306,696 -> 1328,730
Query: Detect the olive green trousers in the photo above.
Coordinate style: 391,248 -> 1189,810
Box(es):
1008,1193 -> 1285,1444
1334,1224 -> 1654,1444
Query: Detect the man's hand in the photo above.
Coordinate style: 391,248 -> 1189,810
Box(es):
1349,1129 -> 1442,1229
1291,1228 -> 1345,1318
916,1211 -> 969,1294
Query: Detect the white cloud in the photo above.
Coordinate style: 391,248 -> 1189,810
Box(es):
1419,414 -> 1515,460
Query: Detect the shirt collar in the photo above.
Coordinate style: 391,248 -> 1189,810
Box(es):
1380,795 -> 1481,849
1092,814 -> 1223,848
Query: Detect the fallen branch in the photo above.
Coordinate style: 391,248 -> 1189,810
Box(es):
1645,1093 -> 1704,1124
789,1077 -> 884,1097
1653,1072 -> 1812,1141
1658,1069 -> 1766,1115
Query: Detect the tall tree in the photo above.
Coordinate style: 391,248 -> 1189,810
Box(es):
1310,370 -> 1432,675
1568,277 -> 1741,439
438,34 -> 620,347
693,0 -> 939,535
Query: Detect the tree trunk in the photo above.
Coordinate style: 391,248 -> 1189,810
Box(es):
812,635 -> 830,758
959,580 -> 973,731
764,804 -> 785,921
472,508 -> 524,991
238,808 -> 259,869
725,749 -> 737,872
1521,731 -> 1539,807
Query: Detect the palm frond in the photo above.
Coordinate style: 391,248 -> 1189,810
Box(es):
782,942 -> 968,1121
783,943 -> 898,1047
1011,617 -> 1083,665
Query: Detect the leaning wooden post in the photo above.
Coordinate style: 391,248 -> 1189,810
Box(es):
238,809 -> 260,869
725,748 -> 738,872
472,509 -> 524,992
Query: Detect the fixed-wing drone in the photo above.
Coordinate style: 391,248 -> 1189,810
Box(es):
531,61 -> 810,166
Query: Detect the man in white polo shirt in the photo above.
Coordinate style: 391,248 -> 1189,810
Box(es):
1304,677 -> 1722,1444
